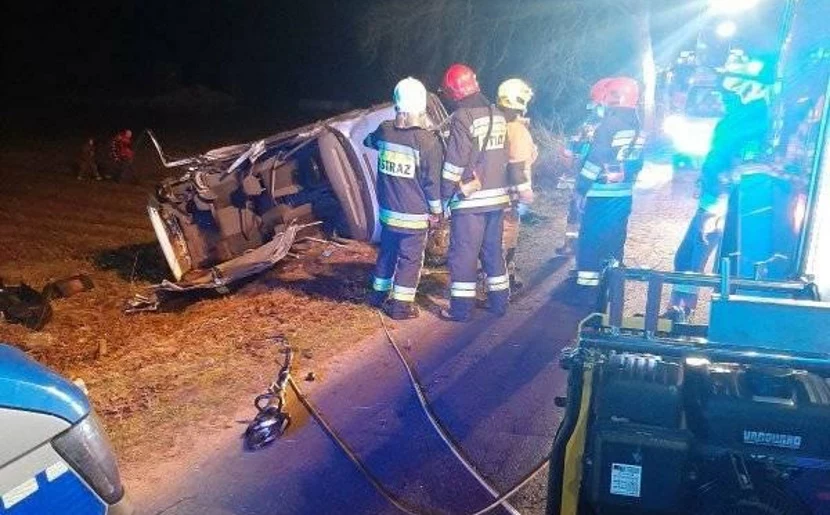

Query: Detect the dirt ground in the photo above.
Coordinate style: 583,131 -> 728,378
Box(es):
0,123 -> 695,515
0,139 -> 384,468
0,128 -> 572,472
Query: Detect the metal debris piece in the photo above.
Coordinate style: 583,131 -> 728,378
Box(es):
124,292 -> 160,314
244,336 -> 293,451
42,274 -> 94,299
0,282 -> 52,330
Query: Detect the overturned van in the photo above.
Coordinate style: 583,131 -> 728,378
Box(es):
146,97 -> 448,291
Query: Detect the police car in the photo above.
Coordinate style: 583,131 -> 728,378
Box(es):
0,344 -> 132,515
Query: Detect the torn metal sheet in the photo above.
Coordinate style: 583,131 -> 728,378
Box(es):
155,223 -> 300,293
144,95 -> 450,293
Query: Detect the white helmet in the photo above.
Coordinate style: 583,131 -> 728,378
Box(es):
497,78 -> 534,114
393,77 -> 427,114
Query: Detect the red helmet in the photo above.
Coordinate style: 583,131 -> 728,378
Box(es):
441,63 -> 480,101
590,77 -> 640,108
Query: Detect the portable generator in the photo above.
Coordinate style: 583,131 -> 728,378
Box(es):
547,266 -> 830,515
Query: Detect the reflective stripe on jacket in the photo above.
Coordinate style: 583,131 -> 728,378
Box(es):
365,121 -> 444,233
575,109 -> 644,200
506,118 -> 537,194
441,94 -> 513,214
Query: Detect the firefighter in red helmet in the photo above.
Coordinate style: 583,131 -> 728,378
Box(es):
439,64 -> 520,321
571,77 -> 646,297
558,79 -> 616,256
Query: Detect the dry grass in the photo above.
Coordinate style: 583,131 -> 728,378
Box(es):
0,132 -> 576,470
0,143 -> 380,464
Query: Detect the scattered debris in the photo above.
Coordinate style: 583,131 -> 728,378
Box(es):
305,371 -> 316,382
0,281 -> 52,330
124,292 -> 161,314
42,274 -> 94,299
244,336 -> 293,451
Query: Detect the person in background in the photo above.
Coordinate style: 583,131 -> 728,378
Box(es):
364,77 -> 444,320
496,78 -> 537,290
77,137 -> 101,181
110,129 -> 136,183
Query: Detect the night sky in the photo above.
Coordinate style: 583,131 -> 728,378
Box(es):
2,0 -> 826,134
3,1 -> 374,106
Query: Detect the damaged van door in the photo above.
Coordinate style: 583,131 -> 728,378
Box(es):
146,97 -> 448,291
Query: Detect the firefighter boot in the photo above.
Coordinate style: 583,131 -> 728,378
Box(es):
386,301 -> 420,321
369,291 -> 389,309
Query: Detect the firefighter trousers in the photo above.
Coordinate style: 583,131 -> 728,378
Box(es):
372,227 -> 427,316
670,209 -> 724,311
448,210 -> 509,318
575,195 -> 633,286
503,206 -> 520,281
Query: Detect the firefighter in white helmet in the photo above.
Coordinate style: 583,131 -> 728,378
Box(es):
497,78 -> 537,290
364,77 -> 444,320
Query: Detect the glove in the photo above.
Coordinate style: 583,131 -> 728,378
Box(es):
442,199 -> 452,220
516,202 -> 531,218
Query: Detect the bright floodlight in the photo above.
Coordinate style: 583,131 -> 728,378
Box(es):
709,0 -> 760,14
716,20 -> 738,39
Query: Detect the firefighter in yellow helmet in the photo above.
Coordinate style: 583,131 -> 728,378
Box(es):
496,78 -> 537,290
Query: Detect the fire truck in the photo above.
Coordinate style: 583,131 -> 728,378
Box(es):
546,7 -> 830,510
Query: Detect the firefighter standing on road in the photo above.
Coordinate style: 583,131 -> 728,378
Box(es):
497,78 -> 537,290
558,80 -> 612,256
572,77 -> 645,291
667,59 -> 772,319
365,77 -> 444,320
439,63 -> 514,322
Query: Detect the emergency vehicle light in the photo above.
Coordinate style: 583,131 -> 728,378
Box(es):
663,115 -> 715,157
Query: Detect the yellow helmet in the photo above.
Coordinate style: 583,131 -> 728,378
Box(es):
497,78 -> 534,114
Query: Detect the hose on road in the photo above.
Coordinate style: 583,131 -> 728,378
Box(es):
284,312 -> 550,515
378,312 -> 551,515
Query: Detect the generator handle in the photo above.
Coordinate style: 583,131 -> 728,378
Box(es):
580,333 -> 830,373
720,257 -> 731,300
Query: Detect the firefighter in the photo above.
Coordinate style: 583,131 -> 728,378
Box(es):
496,78 -> 537,290
667,58 -> 772,320
109,129 -> 136,183
364,77 -> 444,320
558,80 -> 611,256
439,63 -> 513,322
571,77 -> 645,293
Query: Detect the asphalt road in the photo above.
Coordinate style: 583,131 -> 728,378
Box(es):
137,161 -> 698,515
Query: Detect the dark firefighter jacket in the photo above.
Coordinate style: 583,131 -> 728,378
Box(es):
441,93 -> 513,213
575,108 -> 645,199
697,98 -> 769,216
364,121 -> 444,232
